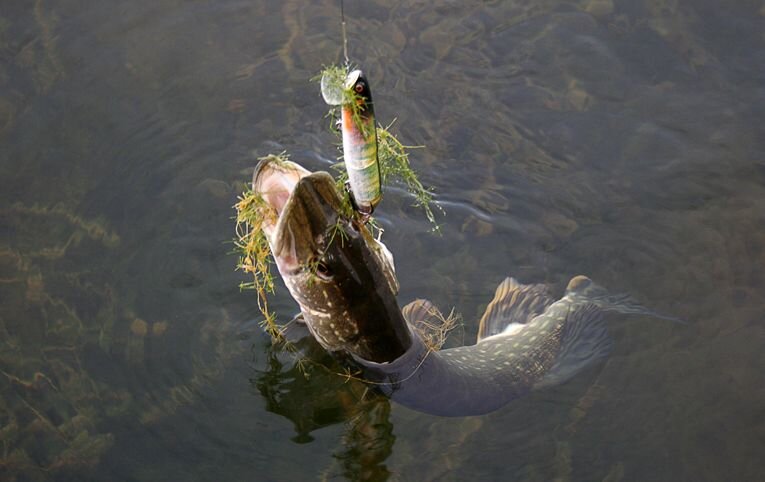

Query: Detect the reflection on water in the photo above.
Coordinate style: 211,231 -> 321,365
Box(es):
252,328 -> 395,480
1,0 -> 764,480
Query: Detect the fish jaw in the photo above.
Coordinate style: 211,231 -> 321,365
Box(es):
252,159 -> 411,362
252,158 -> 310,271
252,157 -> 342,275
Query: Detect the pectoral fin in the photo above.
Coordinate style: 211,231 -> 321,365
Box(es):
402,299 -> 453,350
477,277 -> 555,342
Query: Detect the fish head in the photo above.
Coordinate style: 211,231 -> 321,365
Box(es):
253,157 -> 410,362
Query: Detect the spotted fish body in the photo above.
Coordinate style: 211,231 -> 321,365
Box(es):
355,277 -> 612,416
253,158 -> 410,363
253,159 -> 679,417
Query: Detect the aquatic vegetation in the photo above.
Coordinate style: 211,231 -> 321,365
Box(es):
0,203 -> 238,479
376,122 -> 442,231
25,0 -> 65,94
0,205 -> 120,478
233,157 -> 279,339
233,153 -> 352,357
411,305 -> 461,352
318,64 -> 357,107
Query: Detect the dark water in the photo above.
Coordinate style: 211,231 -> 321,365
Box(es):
1,0 -> 764,480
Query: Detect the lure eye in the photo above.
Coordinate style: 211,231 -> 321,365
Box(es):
354,82 -> 365,94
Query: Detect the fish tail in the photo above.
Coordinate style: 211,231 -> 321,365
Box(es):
565,276 -> 687,324
535,303 -> 612,389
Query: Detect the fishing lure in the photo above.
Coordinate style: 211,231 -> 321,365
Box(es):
321,69 -> 382,216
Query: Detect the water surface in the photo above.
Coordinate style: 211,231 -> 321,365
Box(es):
1,0 -> 764,480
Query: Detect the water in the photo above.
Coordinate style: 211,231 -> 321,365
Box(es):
1,0 -> 763,480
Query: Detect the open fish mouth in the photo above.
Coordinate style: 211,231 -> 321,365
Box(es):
254,157 -> 400,295
252,158 -> 310,241
252,157 -> 343,273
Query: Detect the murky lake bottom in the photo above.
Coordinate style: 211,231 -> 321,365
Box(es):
1,1 -> 764,480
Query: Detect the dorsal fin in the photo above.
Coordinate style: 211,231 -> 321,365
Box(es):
534,303 -> 612,389
477,277 -> 555,342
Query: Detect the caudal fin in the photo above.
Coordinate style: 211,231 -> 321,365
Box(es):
534,303 -> 612,389
565,276 -> 687,324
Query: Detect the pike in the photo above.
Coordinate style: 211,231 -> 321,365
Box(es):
253,158 -> 682,416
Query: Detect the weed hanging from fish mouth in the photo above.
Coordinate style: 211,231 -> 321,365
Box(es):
233,152 -> 355,354
234,153 -> 282,341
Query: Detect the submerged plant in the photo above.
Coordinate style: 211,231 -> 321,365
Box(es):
1,202 -> 237,479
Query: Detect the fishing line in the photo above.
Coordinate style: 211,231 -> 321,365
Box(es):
341,0 -> 349,64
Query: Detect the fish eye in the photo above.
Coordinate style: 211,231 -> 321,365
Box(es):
315,260 -> 333,280
308,256 -> 333,280
354,82 -> 365,93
